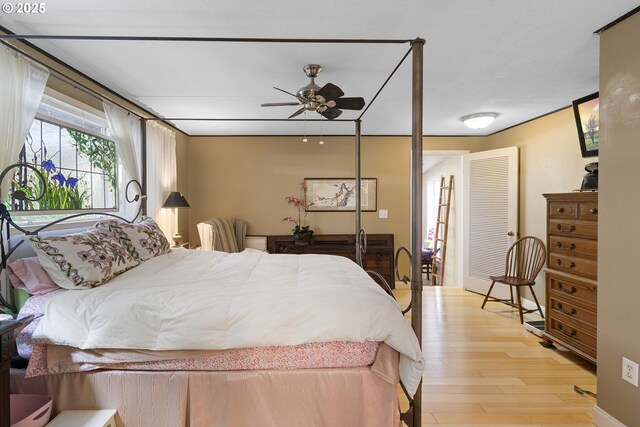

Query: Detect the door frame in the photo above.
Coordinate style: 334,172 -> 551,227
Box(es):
462,146 -> 519,297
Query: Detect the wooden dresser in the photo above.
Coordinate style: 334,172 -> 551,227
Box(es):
267,234 -> 395,288
542,192 -> 598,363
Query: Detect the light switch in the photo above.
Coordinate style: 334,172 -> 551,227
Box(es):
379,209 -> 388,219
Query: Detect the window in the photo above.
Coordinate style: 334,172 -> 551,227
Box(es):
6,94 -> 118,217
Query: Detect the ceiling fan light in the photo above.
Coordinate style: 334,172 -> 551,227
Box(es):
460,112 -> 498,129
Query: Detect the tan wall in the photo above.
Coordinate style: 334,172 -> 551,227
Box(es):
187,135 -> 487,277
597,12 -> 640,425
486,109 -> 596,300
187,135 -> 409,245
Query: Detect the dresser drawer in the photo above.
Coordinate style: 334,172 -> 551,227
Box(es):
549,201 -> 578,219
549,251 -> 597,278
548,317 -> 597,356
579,202 -> 598,221
364,259 -> 391,269
547,273 -> 597,305
549,253 -> 597,280
549,297 -> 597,328
549,220 -> 597,239
549,236 -> 597,258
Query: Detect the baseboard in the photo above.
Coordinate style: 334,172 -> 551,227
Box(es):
593,405 -> 628,427
521,297 -> 545,316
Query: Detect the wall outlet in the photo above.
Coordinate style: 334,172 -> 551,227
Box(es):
622,357 -> 639,387
379,209 -> 388,219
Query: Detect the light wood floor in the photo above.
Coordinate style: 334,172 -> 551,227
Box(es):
394,287 -> 597,426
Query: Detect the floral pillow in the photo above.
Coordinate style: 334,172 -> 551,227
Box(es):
27,228 -> 140,290
95,216 -> 171,261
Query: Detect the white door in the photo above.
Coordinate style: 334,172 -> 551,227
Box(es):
463,147 -> 519,297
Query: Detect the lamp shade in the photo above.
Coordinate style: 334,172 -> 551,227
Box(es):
162,191 -> 190,209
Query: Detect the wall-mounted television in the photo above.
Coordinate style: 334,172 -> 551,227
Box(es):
572,92 -> 599,157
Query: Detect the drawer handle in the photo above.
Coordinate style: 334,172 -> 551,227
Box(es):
556,207 -> 565,213
556,282 -> 577,295
557,303 -> 577,317
558,323 -> 577,338
556,224 -> 576,233
589,207 -> 598,214
555,259 -> 576,270
555,242 -> 576,251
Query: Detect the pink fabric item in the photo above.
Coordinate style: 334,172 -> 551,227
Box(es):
7,257 -> 61,295
11,343 -> 401,427
16,290 -> 66,359
26,341 -> 380,377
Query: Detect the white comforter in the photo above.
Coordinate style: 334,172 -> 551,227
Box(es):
34,249 -> 424,394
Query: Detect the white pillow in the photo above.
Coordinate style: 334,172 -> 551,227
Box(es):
95,216 -> 171,261
27,228 -> 140,290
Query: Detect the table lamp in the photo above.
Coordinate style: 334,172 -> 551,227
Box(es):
162,191 -> 190,247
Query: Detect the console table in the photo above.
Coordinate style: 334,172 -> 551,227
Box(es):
267,234 -> 395,288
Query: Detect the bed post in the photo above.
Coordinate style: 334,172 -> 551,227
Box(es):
141,118 -> 148,216
409,37 -> 425,427
355,119 -> 363,266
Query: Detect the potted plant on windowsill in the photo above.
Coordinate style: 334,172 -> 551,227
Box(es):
282,180 -> 314,245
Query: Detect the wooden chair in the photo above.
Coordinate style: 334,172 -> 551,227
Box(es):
481,236 -> 546,324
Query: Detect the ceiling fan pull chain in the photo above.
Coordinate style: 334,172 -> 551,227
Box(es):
303,112 -> 308,143
319,117 -> 325,145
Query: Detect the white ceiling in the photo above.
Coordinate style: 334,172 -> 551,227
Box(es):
1,1 -> 636,136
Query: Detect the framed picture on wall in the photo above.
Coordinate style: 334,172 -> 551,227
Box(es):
304,178 -> 377,212
572,92 -> 599,157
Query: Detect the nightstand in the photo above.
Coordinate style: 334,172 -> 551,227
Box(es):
46,409 -> 117,427
1,320 -> 21,427
0,316 -> 33,427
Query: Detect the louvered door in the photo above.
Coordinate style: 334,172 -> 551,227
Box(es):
463,147 -> 519,297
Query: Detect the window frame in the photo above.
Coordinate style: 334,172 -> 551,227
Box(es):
8,95 -> 120,220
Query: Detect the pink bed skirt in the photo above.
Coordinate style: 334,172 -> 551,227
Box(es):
11,343 -> 401,427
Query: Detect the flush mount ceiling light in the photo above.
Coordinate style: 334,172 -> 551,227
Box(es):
460,112 -> 498,129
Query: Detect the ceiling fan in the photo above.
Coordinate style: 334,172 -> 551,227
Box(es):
261,64 -> 366,120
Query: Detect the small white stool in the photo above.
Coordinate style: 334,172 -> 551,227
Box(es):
46,409 -> 117,427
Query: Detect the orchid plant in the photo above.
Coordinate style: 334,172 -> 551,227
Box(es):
282,180 -> 314,241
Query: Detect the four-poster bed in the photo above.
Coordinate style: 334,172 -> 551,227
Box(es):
0,34 -> 425,427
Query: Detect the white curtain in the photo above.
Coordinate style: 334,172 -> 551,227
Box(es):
103,101 -> 142,221
0,44 -> 50,198
146,121 -> 176,239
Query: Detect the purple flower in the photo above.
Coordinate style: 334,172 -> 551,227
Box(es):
66,177 -> 79,188
41,159 -> 56,173
52,173 -> 65,186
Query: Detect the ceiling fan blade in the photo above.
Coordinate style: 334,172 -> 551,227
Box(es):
288,107 -> 307,119
261,102 -> 302,107
320,108 -> 343,120
335,97 -> 366,110
316,83 -> 344,102
273,86 -> 306,101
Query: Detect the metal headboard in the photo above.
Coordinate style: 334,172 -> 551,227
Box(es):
0,162 -> 144,312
